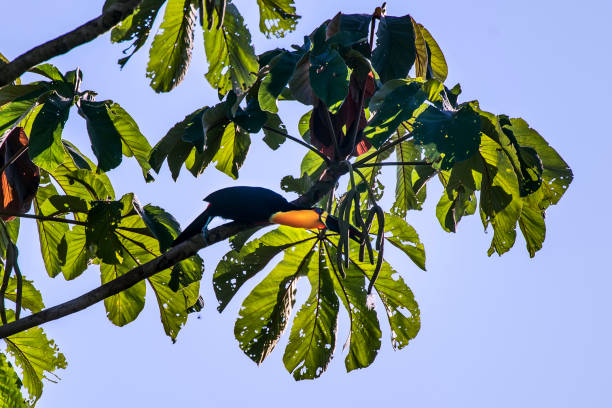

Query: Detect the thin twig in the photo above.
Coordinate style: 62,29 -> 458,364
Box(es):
356,161 -> 431,168
0,0 -> 143,86
354,131 -> 414,166
0,145 -> 29,176
261,125 -> 330,164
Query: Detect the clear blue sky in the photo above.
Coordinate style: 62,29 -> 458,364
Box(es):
1,1 -> 610,406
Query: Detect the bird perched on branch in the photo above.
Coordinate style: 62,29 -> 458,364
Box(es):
171,186 -> 362,247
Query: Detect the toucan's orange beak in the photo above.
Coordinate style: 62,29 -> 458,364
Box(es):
269,210 -> 326,229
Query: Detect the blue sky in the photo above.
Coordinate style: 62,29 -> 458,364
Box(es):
1,0 -> 611,406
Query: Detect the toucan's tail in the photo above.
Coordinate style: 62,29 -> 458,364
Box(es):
325,215 -> 363,244
172,207 -> 212,247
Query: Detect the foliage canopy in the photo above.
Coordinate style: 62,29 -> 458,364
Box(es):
0,1 -> 571,404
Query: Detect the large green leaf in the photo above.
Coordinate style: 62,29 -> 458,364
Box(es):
101,252 -> 145,326
258,51 -> 302,113
371,15 -> 416,83
479,135 -> 523,256
504,117 -> 572,207
283,244 -> 339,380
78,100 -> 153,179
418,24 -> 448,82
410,18 -> 428,78
392,139 -> 428,215
85,201 -> 124,264
203,3 -> 259,96
347,245 -> 420,350
235,239 -> 316,364
146,0 -> 197,92
214,227 -> 317,312
110,0 -> 166,67
33,183 -> 69,277
518,190 -> 546,257
0,353 -> 27,408
28,92 -> 71,172
60,226 -> 90,280
413,103 -> 481,170
4,318 -> 67,403
363,80 -> 426,147
309,47 -> 349,111
256,0 -> 300,39
212,122 -> 251,179
0,83 -> 49,108
375,213 -> 426,271
324,242 -> 381,372
2,275 -> 45,314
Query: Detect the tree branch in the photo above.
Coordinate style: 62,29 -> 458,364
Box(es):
0,0 -> 143,87
0,161 -> 349,339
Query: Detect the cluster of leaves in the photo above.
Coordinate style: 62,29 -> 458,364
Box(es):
146,9 -> 572,380
0,1 -> 573,400
0,64 -> 206,403
105,0 -> 300,93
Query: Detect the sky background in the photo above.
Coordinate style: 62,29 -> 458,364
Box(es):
1,0 -> 611,406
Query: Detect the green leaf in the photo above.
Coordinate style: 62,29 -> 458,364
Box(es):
147,269 -> 200,341
33,183 -> 69,277
309,47 -> 349,111
418,24 -> 448,82
504,117 -> 572,207
288,53 -> 315,105
324,242 -> 381,372
256,0 -> 300,39
85,201 -> 123,264
326,13 -> 371,49
5,320 -> 67,403
214,227 -> 316,312
60,226 -> 90,280
0,353 -> 27,408
378,213 -> 426,271
518,190 -> 546,257
372,15 -> 416,83
436,186 -> 476,233
212,122 -> 250,179
146,0 -> 197,92
479,134 -> 523,256
78,100 -> 153,178
258,51 -> 302,113
283,244 -> 339,380
410,18 -> 428,79
28,64 -> 64,81
149,108 -> 204,175
235,239 -> 316,364
347,245 -> 420,350
0,85 -> 50,135
413,103 -> 481,170
28,92 -> 71,171
203,3 -> 259,95
262,113 -> 286,150
363,80 -> 426,147
392,139 -> 428,215
101,252 -> 145,326
1,273 -> 45,313
110,0 -> 166,67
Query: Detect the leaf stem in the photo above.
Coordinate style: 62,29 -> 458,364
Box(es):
261,125 -> 330,164
354,131 -> 414,166
356,160 -> 431,168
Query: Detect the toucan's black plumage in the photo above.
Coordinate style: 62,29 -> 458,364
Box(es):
171,186 -> 362,247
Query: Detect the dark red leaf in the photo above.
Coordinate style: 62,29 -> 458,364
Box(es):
309,71 -> 375,159
0,127 -> 40,220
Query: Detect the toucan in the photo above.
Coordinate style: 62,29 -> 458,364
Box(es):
171,186 -> 362,247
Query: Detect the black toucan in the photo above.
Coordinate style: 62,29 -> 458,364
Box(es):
171,186 -> 362,247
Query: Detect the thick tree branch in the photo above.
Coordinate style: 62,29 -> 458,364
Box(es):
0,0 -> 143,87
0,161 -> 349,339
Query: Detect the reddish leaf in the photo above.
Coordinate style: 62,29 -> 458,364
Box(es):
310,72 -> 375,159
0,127 -> 40,220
